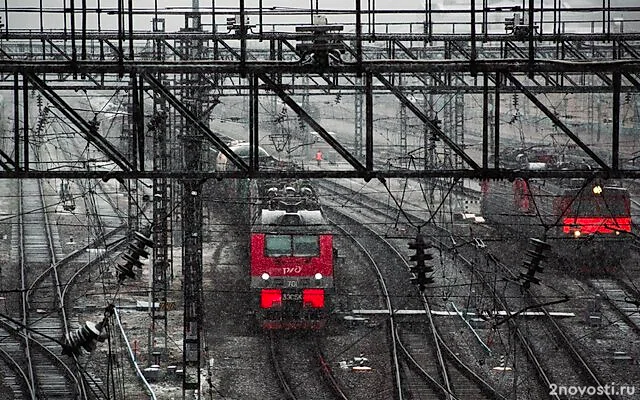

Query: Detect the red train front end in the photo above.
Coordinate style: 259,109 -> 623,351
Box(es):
555,183 -> 632,238
250,181 -> 333,329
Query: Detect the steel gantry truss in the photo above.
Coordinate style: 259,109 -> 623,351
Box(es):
2,40 -> 640,178
2,2 -> 640,399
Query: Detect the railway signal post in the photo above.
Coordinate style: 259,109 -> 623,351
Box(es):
408,233 -> 434,291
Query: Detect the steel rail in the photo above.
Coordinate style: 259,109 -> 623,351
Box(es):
23,151 -> 86,397
318,179 -> 558,399
0,339 -> 35,398
394,330 -> 459,399
477,241 -> 615,399
268,332 -> 298,400
376,226 -> 454,399
328,216 -> 404,400
17,180 -> 37,400
314,338 -> 350,400
419,295 -> 453,399
326,195 -> 496,400
0,317 -> 80,392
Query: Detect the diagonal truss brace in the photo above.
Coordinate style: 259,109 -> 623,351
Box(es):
0,147 -> 17,171
259,74 -> 366,172
142,73 -> 249,172
375,73 -> 480,170
214,37 -> 366,172
505,73 -> 610,170
25,72 -> 134,171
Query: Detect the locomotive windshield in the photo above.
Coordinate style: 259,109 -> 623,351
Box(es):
568,194 -> 628,217
265,234 -> 319,257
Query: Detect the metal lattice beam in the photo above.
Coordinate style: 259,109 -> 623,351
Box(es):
375,72 -> 480,170
504,72 -> 610,170
25,72 -> 134,171
142,73 -> 249,172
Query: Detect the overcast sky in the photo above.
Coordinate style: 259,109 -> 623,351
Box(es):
5,0 -> 639,35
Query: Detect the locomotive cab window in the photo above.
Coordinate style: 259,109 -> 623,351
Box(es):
292,235 -> 319,257
265,235 -> 291,257
265,234 -> 319,257
570,195 -> 628,216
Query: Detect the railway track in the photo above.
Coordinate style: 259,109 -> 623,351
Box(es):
0,177 -> 128,398
12,178 -> 80,399
326,203 -> 501,400
320,177 -> 617,399
588,278 -> 640,335
269,332 -> 350,400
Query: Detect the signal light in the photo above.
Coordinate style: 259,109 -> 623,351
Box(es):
303,288 -> 325,308
115,231 -> 153,283
519,238 -> 550,288
261,289 -> 282,309
408,234 -> 434,291
592,185 -> 603,195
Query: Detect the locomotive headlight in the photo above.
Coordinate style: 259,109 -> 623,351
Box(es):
261,273 -> 270,280
592,185 -> 603,195
314,273 -> 323,280
573,230 -> 581,238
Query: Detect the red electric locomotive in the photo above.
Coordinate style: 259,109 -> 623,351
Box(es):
249,180 -> 334,329
481,148 -> 632,273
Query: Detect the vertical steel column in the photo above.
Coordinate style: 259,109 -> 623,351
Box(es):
494,72 -> 501,169
3,0 -> 8,36
130,77 -> 139,170
22,76 -> 28,171
399,100 -> 407,169
355,0 -> 362,71
39,0 -> 44,61
117,0 -> 124,74
249,75 -> 257,170
13,73 -> 19,170
612,72 -> 620,170
528,0 -> 534,77
470,0 -> 476,74
98,0 -> 104,61
181,9 -> 204,398
123,99 -> 139,232
482,0 -> 488,39
81,0 -> 87,60
454,91 -> 464,170
253,75 -> 259,171
482,73 -> 489,169
138,75 -> 145,170
151,12 -> 169,365
277,40 -> 283,86
300,75 -> 309,158
365,73 -> 373,171
70,0 -> 77,65
354,76 -> 363,158
127,0 -> 134,60
444,94 -> 453,168
240,0 -> 246,75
